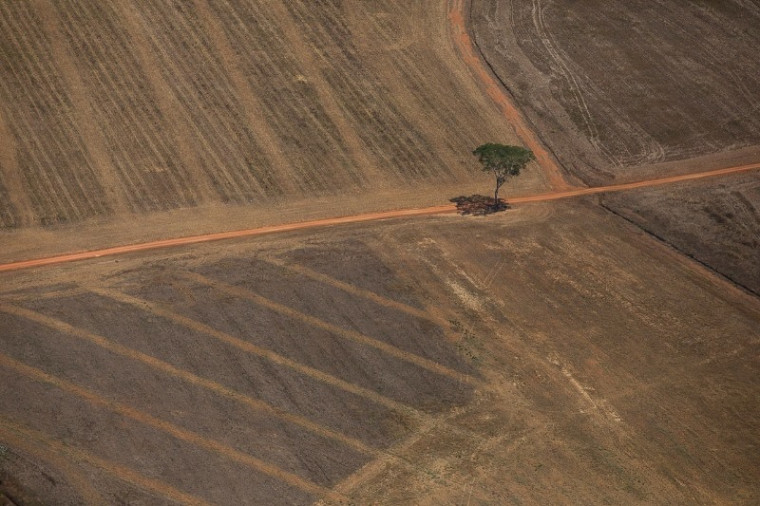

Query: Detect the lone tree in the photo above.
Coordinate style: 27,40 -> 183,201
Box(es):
473,143 -> 535,210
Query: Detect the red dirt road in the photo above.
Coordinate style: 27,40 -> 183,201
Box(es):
1,163 -> 757,274
448,0 -> 571,191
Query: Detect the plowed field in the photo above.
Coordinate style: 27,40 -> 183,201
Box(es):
0,0 -> 538,230
471,0 -> 760,183
1,204 -> 759,504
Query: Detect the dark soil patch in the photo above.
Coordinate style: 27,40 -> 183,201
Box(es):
450,195 -> 509,215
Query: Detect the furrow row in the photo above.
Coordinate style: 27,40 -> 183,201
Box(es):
209,0 -> 360,193
135,0 -> 278,204
0,2 -> 110,225
285,1 -> 450,182
55,0 -> 201,213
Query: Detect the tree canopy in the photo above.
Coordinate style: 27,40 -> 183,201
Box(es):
473,143 -> 535,209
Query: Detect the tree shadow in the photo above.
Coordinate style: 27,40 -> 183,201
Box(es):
449,195 -> 510,216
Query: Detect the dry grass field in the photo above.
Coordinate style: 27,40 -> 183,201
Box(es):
602,173 -> 760,295
1,204 -> 759,504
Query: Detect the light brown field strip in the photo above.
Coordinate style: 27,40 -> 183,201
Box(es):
90,287 -> 428,419
265,257 -> 448,327
179,271 -> 484,388
0,108 -> 34,227
0,303 -> 377,457
0,352 -> 341,501
0,163 -> 757,274
267,0 -> 382,185
192,0 -> 297,195
0,418 -> 104,506
448,0 -> 570,191
33,0 -> 129,214
0,416 -> 211,506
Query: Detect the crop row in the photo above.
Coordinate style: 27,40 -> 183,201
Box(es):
351,1 -> 493,173
0,178 -> 16,228
132,0 -> 283,205
52,0 -> 208,213
284,1 -> 451,183
0,1 -> 111,225
207,0 -> 361,193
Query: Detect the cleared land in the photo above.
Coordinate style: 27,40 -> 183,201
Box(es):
602,173 -> 760,295
471,0 -> 760,183
471,0 -> 760,303
1,0 -> 760,504
0,0 -> 547,231
1,203 -> 758,504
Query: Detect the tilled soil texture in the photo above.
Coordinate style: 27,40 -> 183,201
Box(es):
471,0 -> 760,183
0,0 -> 526,230
1,202 -> 758,504
602,173 -> 760,296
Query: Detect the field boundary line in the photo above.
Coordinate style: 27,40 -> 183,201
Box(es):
0,416 -> 211,506
319,415 -> 439,502
0,163 -> 757,274
193,0 -> 298,194
0,108 -> 34,226
447,0 -> 570,191
180,270 -> 485,388
264,257 -> 448,327
33,0 -> 129,214
89,287 -> 429,420
0,419 -> 103,506
0,352 -> 342,501
0,302 -> 379,457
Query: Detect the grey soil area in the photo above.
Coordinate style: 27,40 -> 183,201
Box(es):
1,202 -> 759,504
471,0 -> 760,184
602,173 -> 760,296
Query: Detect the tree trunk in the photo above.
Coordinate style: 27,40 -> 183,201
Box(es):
494,183 -> 501,210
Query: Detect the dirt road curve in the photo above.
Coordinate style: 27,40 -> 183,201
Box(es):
1,163 -> 757,274
448,0 -> 571,190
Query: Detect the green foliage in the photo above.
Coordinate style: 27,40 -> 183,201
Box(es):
473,143 -> 535,208
473,143 -> 535,178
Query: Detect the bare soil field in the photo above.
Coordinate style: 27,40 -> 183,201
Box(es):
1,201 -> 758,504
0,0 -> 546,231
602,173 -> 760,296
471,0 -> 760,184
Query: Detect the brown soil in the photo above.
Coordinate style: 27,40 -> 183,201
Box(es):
1,202 -> 758,504
0,0 -> 542,230
470,0 -> 760,184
